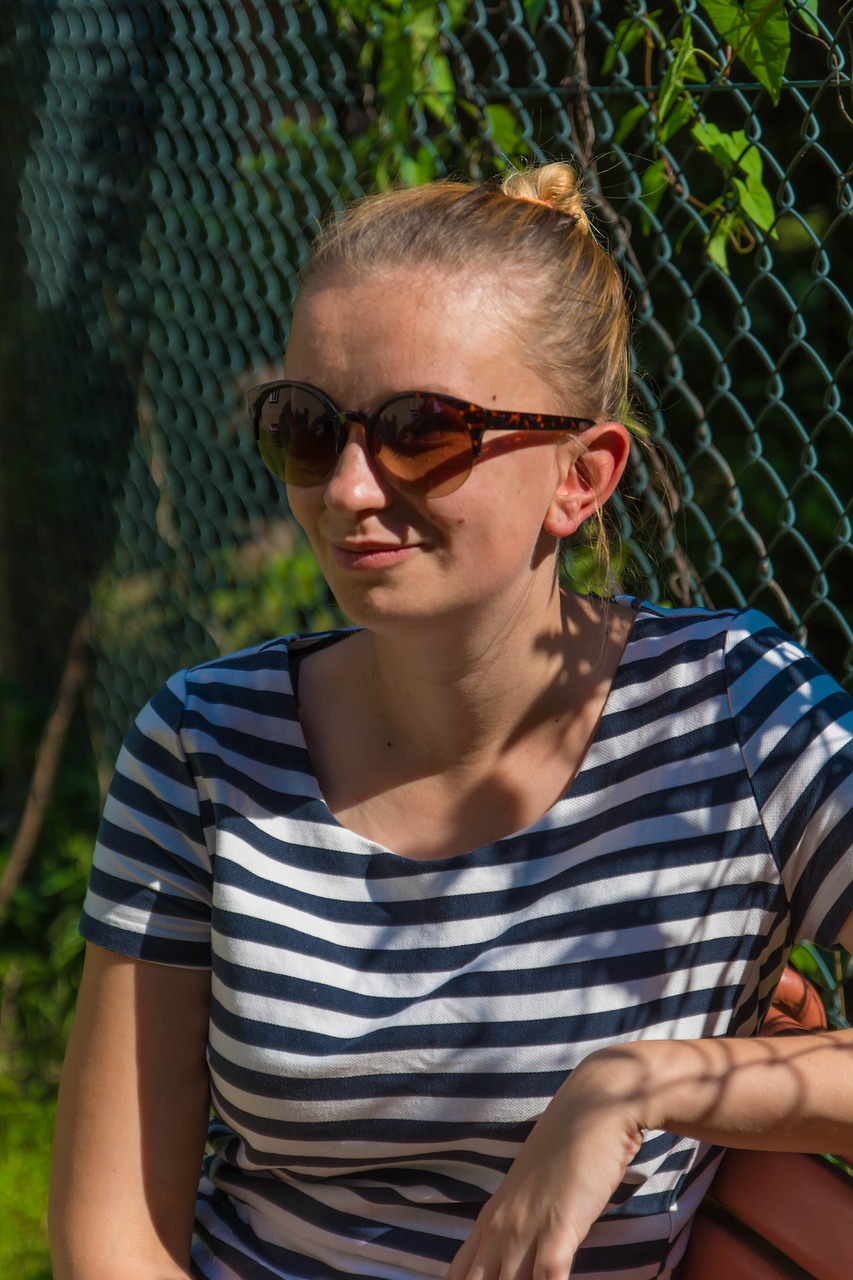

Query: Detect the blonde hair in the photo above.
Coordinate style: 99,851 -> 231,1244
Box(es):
299,162 -> 631,425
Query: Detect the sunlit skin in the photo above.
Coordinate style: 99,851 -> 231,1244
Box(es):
281,268 -> 635,861
283,269 -> 620,638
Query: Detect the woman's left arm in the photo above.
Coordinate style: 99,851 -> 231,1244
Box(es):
445,913 -> 853,1280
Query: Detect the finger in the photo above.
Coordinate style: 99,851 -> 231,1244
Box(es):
529,1233 -> 579,1280
447,1215 -> 538,1280
444,1223 -> 483,1280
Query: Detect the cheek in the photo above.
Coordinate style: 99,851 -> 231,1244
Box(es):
284,487 -> 323,541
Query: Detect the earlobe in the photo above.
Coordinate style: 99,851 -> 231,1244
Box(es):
543,422 -> 632,539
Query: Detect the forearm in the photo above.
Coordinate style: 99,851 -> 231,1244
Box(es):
50,1068 -> 205,1280
50,1236 -> 193,1280
573,1027 -> 853,1160
49,946 -> 211,1280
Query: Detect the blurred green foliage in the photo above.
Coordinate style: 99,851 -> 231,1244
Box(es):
0,1095 -> 55,1280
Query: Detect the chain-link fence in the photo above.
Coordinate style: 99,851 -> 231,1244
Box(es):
2,0 -> 852,773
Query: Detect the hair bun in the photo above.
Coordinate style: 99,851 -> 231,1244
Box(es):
501,162 -> 590,234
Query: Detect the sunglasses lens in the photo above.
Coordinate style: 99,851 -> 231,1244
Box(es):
374,396 -> 473,497
256,385 -> 338,486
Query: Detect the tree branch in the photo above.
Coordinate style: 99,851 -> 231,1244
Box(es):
0,612 -> 93,923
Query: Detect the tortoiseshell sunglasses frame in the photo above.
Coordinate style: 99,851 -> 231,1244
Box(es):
249,379 -> 595,498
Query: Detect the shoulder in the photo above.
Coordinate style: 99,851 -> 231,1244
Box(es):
619,599 -> 851,724
125,628 -> 357,766
623,600 -> 841,682
173,627 -> 357,709
623,598 -> 781,648
614,599 -> 764,688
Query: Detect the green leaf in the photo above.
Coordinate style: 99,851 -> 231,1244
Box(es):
398,145 -> 439,186
705,210 -> 739,273
691,121 -> 770,203
640,157 -> 669,215
377,13 -> 419,137
484,104 -> 527,159
670,30 -> 707,84
374,147 -> 394,191
602,13 -> 655,76
699,0 -> 790,103
613,102 -> 648,147
655,61 -> 685,139
328,0 -> 373,23
736,140 -> 763,182
523,0 -> 549,34
733,174 -> 775,232
658,94 -> 694,146
411,3 -> 442,48
691,120 -> 748,172
423,52 -> 456,127
655,16 -> 698,135
791,0 -> 819,36
440,0 -> 471,26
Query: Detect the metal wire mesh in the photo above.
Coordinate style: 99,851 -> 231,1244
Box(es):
2,0 -> 851,769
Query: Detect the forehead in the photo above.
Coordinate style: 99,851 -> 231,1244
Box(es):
284,268 -> 561,414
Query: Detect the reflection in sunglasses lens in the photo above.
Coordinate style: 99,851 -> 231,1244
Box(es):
256,387 -> 477,496
376,396 -> 473,497
260,389 -> 338,487
285,396 -> 338,486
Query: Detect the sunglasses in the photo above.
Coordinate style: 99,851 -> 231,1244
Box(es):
248,380 -> 595,499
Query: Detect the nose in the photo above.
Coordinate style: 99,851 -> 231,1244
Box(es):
323,421 -> 392,513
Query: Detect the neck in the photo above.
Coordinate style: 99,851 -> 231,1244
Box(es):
351,584 -> 611,769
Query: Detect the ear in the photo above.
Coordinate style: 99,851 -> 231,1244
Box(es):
542,422 -> 632,539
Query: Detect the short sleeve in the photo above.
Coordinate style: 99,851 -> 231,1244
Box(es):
80,668 -> 213,968
725,610 -> 853,946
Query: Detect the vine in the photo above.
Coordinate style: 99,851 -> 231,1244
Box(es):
247,0 -> 827,272
595,0 -> 822,270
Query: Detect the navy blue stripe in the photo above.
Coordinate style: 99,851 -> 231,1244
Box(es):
209,1100 -> 534,1151
80,914 -> 210,966
87,866 -> 209,918
211,931 -> 762,1017
732,652 -> 829,748
769,713 -> 853,858
145,678 -> 187,730
121,723 -> 196,793
213,800 -> 766,883
185,724 -> 314,773
597,661 -> 727,736
747,693 -> 851,815
187,678 -> 295,719
208,981 -> 736,1059
93,818 -> 211,892
107,769 -> 203,836
210,877 -> 783,975
213,857 -> 778,929
208,1053 -> 573,1104
725,618 -> 790,681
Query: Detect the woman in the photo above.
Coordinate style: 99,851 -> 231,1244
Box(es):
50,164 -> 853,1280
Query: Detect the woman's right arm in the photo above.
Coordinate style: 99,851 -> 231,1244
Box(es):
49,942 -> 212,1280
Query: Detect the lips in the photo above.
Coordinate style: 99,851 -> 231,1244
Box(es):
336,542 -> 407,553
330,541 -> 422,569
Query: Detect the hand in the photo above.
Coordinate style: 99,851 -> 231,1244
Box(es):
445,1054 -> 645,1280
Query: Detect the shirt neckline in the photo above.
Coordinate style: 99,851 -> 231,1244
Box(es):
285,597 -> 647,866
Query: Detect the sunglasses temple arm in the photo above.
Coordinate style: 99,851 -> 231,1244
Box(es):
468,427 -> 488,460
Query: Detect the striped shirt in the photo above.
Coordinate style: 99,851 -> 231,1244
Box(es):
81,601 -> 853,1280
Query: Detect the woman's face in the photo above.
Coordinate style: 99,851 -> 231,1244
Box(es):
282,269 -> 587,633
